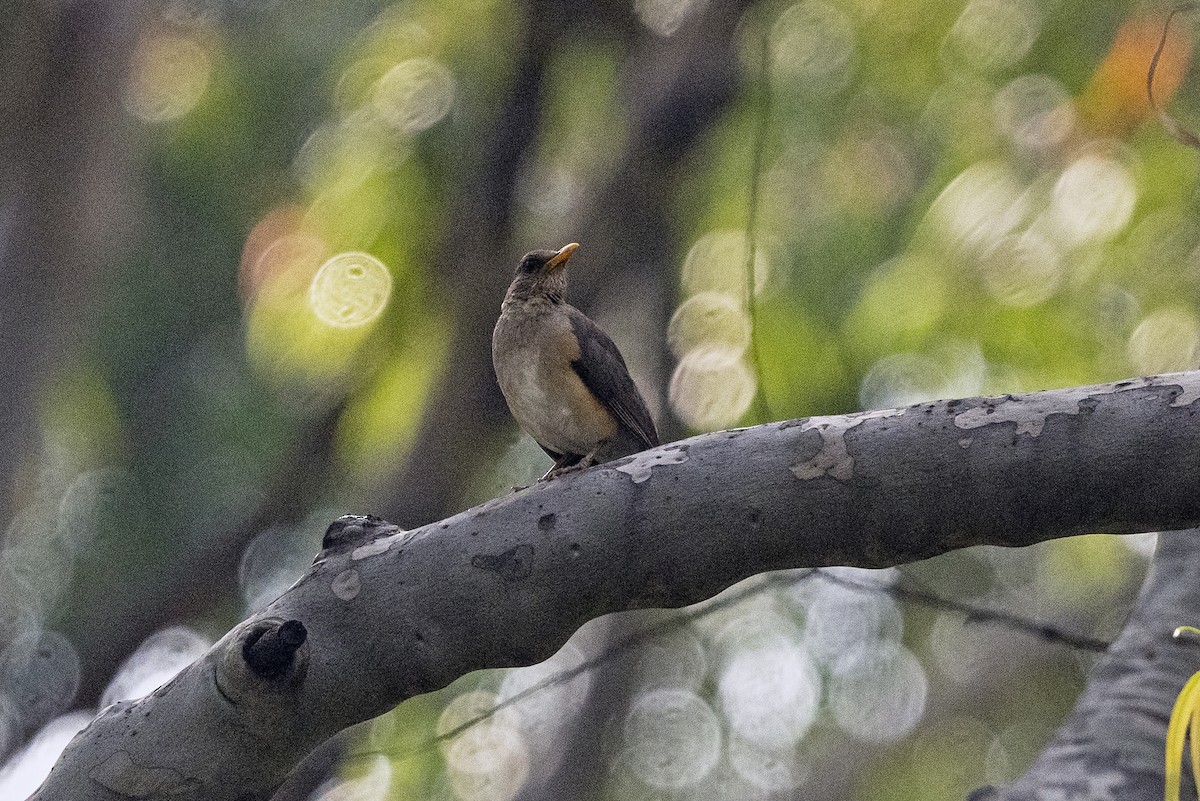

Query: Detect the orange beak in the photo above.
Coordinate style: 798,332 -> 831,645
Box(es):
544,242 -> 580,272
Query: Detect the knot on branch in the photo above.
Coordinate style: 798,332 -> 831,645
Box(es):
214,618 -> 310,725
243,619 -> 307,679
321,513 -> 401,555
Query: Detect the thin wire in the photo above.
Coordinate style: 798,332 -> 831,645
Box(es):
744,16 -> 775,424
425,571 -> 812,748
347,565 -> 1112,770
820,570 -> 1112,653
354,571 -> 816,764
1148,4 -> 1200,150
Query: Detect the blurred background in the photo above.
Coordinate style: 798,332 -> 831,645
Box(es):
0,0 -> 1195,798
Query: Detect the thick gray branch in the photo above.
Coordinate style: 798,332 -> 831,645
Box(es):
971,530 -> 1200,801
31,371 -> 1200,800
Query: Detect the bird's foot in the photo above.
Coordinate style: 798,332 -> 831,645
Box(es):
539,449 -> 602,481
540,462 -> 586,481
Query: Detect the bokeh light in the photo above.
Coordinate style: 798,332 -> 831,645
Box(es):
122,33 -> 213,123
307,164 -> 396,247
794,572 -> 903,665
308,252 -> 394,328
372,58 -> 456,134
718,641 -> 821,748
238,513 -> 332,614
667,292 -> 751,361
437,691 -> 529,801
0,712 -> 92,799
828,640 -> 928,742
727,735 -> 809,792
704,598 -> 802,656
1,630 -> 80,733
55,469 -> 127,557
334,14 -> 436,108
932,162 -> 1029,254
634,0 -> 706,37
239,206 -> 329,302
632,626 -> 708,691
313,754 -> 393,801
671,229 -> 769,429
941,0 -> 1040,75
2,534 -> 65,625
846,255 -> 949,357
683,763 -> 776,801
1121,531 -> 1159,559
771,1 -> 858,97
993,74 -> 1075,155
976,230 -> 1062,307
0,456 -> 125,766
858,343 -> 987,410
496,642 -> 590,758
621,688 -> 722,790
1127,306 -> 1200,374
101,627 -> 212,707
929,610 -> 998,684
668,349 -> 757,429
822,128 -> 916,216
249,231 -> 330,298
681,230 -> 768,298
519,163 -> 584,229
1049,155 -> 1137,246
294,111 -> 408,192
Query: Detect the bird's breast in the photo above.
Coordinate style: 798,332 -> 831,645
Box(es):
493,304 -> 618,456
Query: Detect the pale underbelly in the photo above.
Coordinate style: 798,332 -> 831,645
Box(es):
498,361 -> 616,456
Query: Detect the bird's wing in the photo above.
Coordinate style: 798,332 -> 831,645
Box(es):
566,307 -> 660,449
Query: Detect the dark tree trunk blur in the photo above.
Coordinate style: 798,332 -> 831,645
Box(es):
0,0 -> 141,759
0,0 -> 138,542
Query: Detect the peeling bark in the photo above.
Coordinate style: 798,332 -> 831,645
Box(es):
30,371 -> 1200,801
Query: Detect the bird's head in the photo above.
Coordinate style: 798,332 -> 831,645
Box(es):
506,242 -> 579,302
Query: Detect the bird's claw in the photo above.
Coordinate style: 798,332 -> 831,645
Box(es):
541,456 -> 596,481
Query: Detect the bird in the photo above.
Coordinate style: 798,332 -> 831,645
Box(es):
492,242 -> 660,480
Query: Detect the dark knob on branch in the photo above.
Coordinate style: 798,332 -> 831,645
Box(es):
243,619 -> 308,678
321,513 -> 401,554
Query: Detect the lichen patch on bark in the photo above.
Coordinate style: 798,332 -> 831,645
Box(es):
952,376 -> 1184,437
614,446 -> 689,483
351,529 -> 414,561
790,408 -> 905,481
331,569 -> 361,601
1164,373 -> 1200,407
89,751 -> 198,798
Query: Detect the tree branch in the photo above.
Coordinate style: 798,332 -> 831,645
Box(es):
30,371 -> 1200,800
970,529 -> 1200,801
